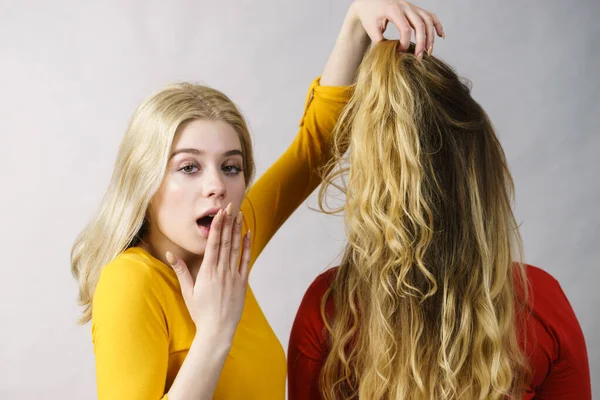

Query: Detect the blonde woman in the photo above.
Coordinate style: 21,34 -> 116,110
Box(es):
70,2 -> 443,399
288,41 -> 591,399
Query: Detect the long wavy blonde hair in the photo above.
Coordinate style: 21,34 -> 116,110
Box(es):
318,41 -> 530,399
71,83 -> 255,324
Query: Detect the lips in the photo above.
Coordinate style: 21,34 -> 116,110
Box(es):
196,208 -> 220,228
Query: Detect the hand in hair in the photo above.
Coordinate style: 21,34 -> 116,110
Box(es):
166,203 -> 251,343
321,0 -> 444,86
349,0 -> 445,58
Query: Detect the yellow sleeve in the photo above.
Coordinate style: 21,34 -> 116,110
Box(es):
241,77 -> 352,268
92,259 -> 169,400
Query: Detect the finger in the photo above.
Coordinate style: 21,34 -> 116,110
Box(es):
364,21 -> 385,44
218,203 -> 235,273
387,6 -> 412,52
430,12 -> 445,39
202,209 -> 223,273
416,9 -> 435,55
166,251 -> 194,304
229,211 -> 243,273
239,231 -> 252,283
402,5 -> 427,59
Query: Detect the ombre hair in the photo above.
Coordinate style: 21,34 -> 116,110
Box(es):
318,41 -> 530,399
71,83 -> 255,324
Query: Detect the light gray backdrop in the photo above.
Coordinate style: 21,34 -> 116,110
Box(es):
0,0 -> 597,398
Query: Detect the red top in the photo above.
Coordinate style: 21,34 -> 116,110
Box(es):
288,265 -> 591,399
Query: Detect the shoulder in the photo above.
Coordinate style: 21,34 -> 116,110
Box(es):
523,264 -> 587,364
93,248 -> 167,313
305,267 -> 338,300
298,267 -> 338,320
525,264 -> 575,325
97,248 -> 159,289
524,264 -> 572,326
289,267 -> 338,359
525,264 -> 561,289
92,248 -> 170,340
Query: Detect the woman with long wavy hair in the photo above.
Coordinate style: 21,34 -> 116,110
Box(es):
288,40 -> 591,399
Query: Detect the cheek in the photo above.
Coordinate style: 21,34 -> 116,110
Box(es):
152,180 -> 193,223
229,179 -> 247,209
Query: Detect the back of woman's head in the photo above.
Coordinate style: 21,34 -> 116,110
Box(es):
318,40 -> 530,400
71,83 -> 255,324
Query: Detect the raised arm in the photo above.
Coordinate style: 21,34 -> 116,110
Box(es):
242,0 -> 444,267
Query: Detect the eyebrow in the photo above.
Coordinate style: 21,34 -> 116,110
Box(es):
169,148 -> 243,159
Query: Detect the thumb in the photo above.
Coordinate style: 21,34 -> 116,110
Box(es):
166,251 -> 194,301
364,22 -> 384,44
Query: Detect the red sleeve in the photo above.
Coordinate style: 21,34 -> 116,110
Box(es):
288,268 -> 338,400
524,265 -> 591,400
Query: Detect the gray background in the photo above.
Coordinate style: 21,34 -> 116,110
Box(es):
0,0 -> 597,398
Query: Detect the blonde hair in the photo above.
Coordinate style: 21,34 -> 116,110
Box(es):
71,83 -> 255,324
318,41 -> 530,399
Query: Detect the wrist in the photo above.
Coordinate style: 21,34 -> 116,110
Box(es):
193,329 -> 233,356
340,5 -> 370,44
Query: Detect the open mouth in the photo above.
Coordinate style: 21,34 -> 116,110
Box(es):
196,213 -> 217,228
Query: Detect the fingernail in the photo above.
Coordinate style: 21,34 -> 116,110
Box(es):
236,211 -> 243,225
245,230 -> 252,243
165,251 -> 176,265
428,44 -> 433,55
417,51 -> 423,60
225,203 -> 233,216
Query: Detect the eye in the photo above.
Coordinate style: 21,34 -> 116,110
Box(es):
179,163 -> 199,174
222,164 -> 243,175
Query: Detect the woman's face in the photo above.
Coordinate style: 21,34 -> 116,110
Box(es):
147,118 -> 246,257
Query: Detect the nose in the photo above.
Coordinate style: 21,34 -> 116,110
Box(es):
202,167 -> 226,199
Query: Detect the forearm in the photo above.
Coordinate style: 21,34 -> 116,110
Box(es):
167,332 -> 232,400
321,4 -> 370,86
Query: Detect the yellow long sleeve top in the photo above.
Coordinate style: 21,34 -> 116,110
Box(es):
91,77 -> 351,400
